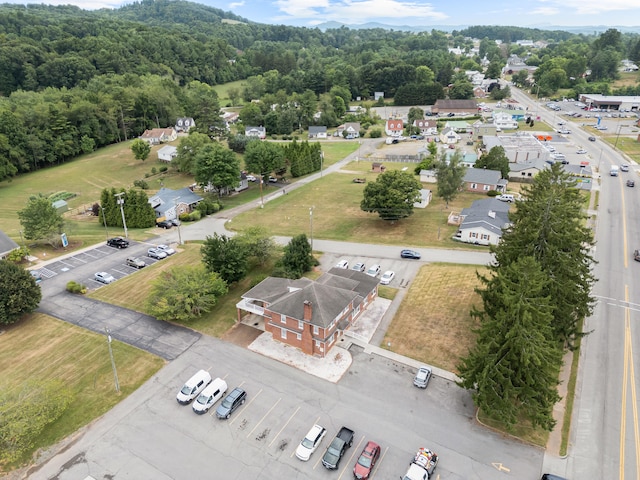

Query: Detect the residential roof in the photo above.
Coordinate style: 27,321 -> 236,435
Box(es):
242,277 -> 314,304
308,126 -> 327,134
434,99 -> 477,110
508,158 -> 549,172
149,187 -> 203,214
460,198 -> 512,235
140,128 -> 174,139
158,145 -> 177,156
463,168 -> 502,185
0,230 -> 19,257
386,119 -> 404,130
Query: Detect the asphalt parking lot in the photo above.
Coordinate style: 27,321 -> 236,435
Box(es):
29,335 -> 543,480
320,253 -> 421,288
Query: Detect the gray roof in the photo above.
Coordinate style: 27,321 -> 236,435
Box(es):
508,158 -> 549,172
242,277 -> 314,304
460,198 -> 512,235
463,168 -> 502,185
0,230 -> 19,257
149,187 -> 203,214
308,126 -> 327,134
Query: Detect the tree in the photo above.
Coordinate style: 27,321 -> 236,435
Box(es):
489,85 -> 510,101
130,138 -> 151,161
493,163 -> 596,346
194,143 -> 240,196
360,170 -> 422,221
243,140 -> 285,181
175,132 -> 212,173
17,194 -> 64,247
99,188 -> 156,229
0,379 -> 73,464
277,234 -> 314,278
201,233 -> 248,284
484,60 -> 502,79
146,265 -> 228,322
435,150 -> 466,207
457,256 -> 562,431
448,78 -> 474,99
414,141 -> 438,174
407,107 -> 425,127
0,261 -> 42,325
475,146 -> 510,179
236,227 -> 276,266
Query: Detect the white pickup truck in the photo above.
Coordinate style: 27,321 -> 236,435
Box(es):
401,448 -> 439,480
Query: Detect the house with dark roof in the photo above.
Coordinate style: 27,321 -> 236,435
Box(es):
454,197 -> 512,245
148,187 -> 203,222
431,99 -> 477,115
0,229 -> 19,259
463,168 -> 507,193
413,119 -> 437,136
308,126 -> 327,139
237,268 -> 379,357
175,117 -> 195,133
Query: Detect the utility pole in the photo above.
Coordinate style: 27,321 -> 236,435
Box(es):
309,206 -> 314,251
105,328 -> 120,393
100,203 -> 109,240
114,192 -> 128,238
173,197 -> 183,245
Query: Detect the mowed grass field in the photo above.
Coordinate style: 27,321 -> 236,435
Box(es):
383,264 -> 486,373
229,160 -> 485,249
0,313 -> 164,468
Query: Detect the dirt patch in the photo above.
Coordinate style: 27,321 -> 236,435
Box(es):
221,323 -> 263,347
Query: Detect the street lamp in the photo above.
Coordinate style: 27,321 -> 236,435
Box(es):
114,192 -> 128,238
614,124 -> 623,150
173,197 -> 183,245
105,327 -> 120,393
309,206 -> 314,251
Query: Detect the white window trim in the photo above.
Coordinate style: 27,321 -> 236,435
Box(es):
281,329 -> 287,339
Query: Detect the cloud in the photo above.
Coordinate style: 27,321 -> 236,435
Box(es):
540,0 -> 639,14
229,0 -> 245,8
1,0 -> 123,8
530,6 -> 560,15
274,0 -> 448,24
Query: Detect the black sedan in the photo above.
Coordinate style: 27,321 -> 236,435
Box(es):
627,180 -> 635,187
401,249 -> 421,259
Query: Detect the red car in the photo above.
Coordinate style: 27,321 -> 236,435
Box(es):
353,441 -> 381,479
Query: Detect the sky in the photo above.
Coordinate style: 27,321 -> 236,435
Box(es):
4,0 -> 640,29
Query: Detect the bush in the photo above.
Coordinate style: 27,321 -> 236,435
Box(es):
133,179 -> 149,189
6,246 -> 30,262
369,128 -> 382,138
151,167 -> 157,175
159,165 -> 168,173
179,212 -> 191,222
189,210 -> 202,221
144,172 -> 151,178
66,281 -> 86,294
487,190 -> 500,197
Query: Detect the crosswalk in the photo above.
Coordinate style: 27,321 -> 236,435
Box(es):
37,267 -> 57,279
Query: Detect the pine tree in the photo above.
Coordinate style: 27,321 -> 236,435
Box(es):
458,256 -> 562,431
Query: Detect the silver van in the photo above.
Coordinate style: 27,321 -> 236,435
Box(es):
192,378 -> 228,414
176,369 -> 212,405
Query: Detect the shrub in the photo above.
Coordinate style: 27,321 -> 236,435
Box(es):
151,167 -> 157,175
6,246 -> 30,262
159,165 -> 168,173
211,202 -> 221,213
189,210 -> 202,221
66,281 -> 86,294
179,212 -> 191,222
144,172 -> 151,178
133,179 -> 149,189
369,128 -> 382,138
487,190 -> 500,197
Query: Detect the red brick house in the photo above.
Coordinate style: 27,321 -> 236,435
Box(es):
236,269 -> 379,357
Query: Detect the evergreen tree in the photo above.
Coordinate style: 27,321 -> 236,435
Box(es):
458,256 -> 562,431
278,234 -> 314,278
434,149 -> 466,207
493,163 -> 596,346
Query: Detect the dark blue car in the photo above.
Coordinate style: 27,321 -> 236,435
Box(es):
401,249 -> 421,260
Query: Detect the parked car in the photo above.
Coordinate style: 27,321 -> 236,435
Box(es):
351,263 -> 366,272
171,218 -> 181,226
156,220 -> 173,229
366,264 -> 381,277
156,244 -> 176,256
215,387 -> 247,419
192,378 -> 227,414
147,248 -> 168,260
126,257 -> 146,269
30,270 -> 42,284
380,270 -> 395,285
576,149 -> 587,154
268,176 -> 278,183
176,369 -> 212,405
627,179 -> 635,187
107,237 -> 129,249
295,424 -> 327,461
413,365 -> 432,388
353,441 -> 381,480
94,271 -> 116,284
246,174 -> 257,182
335,259 -> 349,269
401,249 -> 421,259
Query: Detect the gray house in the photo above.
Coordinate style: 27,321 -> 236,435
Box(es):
148,187 -> 203,222
308,126 -> 327,139
462,168 -> 506,193
455,198 -> 512,245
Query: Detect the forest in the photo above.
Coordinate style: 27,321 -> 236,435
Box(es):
0,0 -> 640,182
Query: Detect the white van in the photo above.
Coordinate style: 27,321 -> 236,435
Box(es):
611,165 -> 620,176
192,378 -> 227,414
176,369 -> 212,405
497,194 -> 515,203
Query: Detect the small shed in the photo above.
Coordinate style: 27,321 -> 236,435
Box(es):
414,189 -> 432,208
372,163 -> 386,173
158,145 -> 178,163
52,199 -> 68,213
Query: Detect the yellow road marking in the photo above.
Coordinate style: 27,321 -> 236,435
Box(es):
268,406 -> 300,447
247,397 -> 281,439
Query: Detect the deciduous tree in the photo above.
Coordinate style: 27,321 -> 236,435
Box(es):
130,138 -> 151,161
475,145 -> 510,179
0,261 -> 42,325
17,194 -> 64,247
276,234 -> 314,278
360,170 -> 422,221
194,143 -> 240,196
201,233 -> 248,284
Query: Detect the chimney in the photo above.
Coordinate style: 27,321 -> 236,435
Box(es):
303,300 -> 313,321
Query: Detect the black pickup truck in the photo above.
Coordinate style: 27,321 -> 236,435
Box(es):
321,426 -> 354,469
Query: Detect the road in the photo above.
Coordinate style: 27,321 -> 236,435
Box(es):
513,85 -> 640,479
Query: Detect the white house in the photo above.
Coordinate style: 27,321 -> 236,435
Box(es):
385,119 -> 404,136
455,198 -> 512,246
139,128 -> 178,145
245,126 -> 266,139
414,189 -> 432,208
439,127 -> 461,144
175,117 -> 195,133
493,112 -> 519,130
419,169 -> 437,183
308,126 -> 327,139
157,145 -> 178,163
413,119 -> 437,136
148,187 -> 203,222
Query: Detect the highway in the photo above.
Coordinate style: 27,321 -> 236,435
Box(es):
512,85 -> 640,479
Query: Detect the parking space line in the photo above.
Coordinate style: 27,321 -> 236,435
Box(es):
58,260 -> 76,267
71,255 -> 88,263
338,434 -> 364,479
82,251 -> 99,258
371,445 -> 390,479
247,398 -> 281,439
268,406 -> 300,448
112,268 -> 129,276
230,388 -> 261,426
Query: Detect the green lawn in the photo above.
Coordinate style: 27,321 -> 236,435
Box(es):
228,163 -> 484,249
0,313 -> 164,469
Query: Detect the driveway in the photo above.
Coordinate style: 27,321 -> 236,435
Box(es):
39,292 -> 200,361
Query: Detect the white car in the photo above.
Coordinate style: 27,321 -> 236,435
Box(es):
296,424 -> 327,461
157,244 -> 176,256
148,248 -> 168,260
380,270 -> 395,285
576,149 -> 587,154
94,272 -> 116,284
246,174 -> 257,182
366,264 -> 381,277
335,259 -> 349,269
